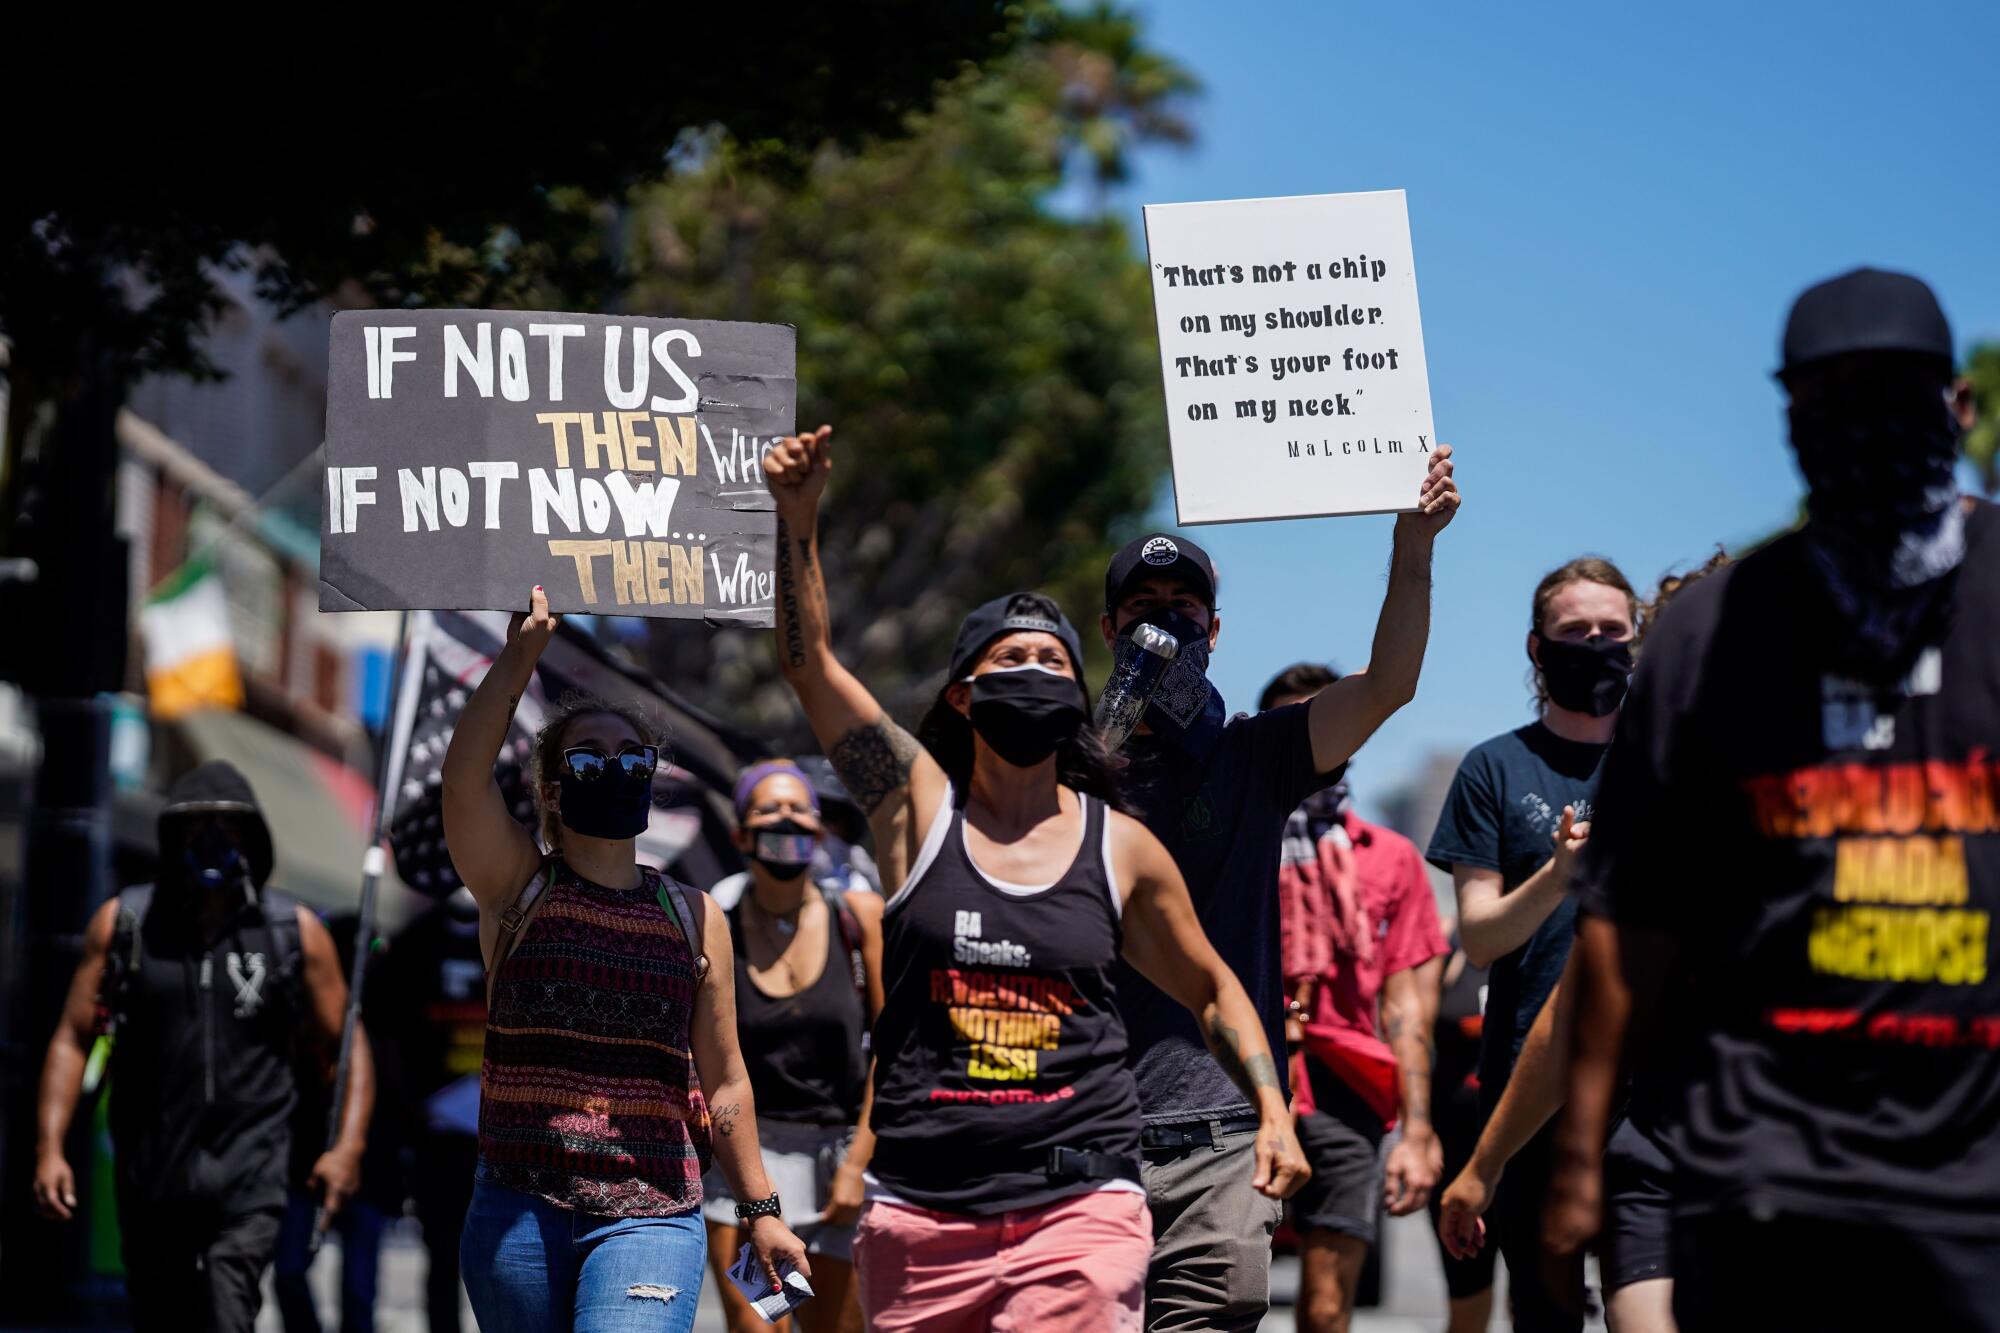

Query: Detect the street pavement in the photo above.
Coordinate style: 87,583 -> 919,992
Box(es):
257,1207 -> 1610,1332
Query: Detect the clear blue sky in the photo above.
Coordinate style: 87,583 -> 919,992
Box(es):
1107,0 -> 2000,818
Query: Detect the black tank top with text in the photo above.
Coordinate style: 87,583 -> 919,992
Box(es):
868,789 -> 1143,1215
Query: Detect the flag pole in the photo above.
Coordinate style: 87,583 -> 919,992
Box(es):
311,607 -> 414,1249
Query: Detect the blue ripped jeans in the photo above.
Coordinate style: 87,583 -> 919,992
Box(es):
460,1162 -> 707,1333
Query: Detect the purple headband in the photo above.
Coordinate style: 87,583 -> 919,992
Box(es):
733,761 -> 820,817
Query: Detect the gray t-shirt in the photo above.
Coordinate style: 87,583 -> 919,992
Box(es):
1112,704 -> 1327,1124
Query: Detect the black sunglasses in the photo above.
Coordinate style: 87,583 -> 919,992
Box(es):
561,744 -> 659,782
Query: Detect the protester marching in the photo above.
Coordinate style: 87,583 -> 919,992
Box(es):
7,9 -> 1998,1331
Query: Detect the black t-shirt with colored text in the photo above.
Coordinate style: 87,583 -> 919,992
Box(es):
1576,500 -> 2000,1234
1427,723 -> 1607,1102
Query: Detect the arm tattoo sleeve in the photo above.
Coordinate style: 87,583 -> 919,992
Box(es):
775,518 -> 807,671
829,717 -> 921,816
1204,1009 -> 1281,1098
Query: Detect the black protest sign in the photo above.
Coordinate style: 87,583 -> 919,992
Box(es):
319,310 -> 790,626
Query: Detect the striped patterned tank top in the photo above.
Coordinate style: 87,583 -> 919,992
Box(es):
478,859 -> 711,1216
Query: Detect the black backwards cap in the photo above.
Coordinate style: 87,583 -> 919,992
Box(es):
946,593 -> 1087,684
1104,533 -> 1217,614
1779,267 -> 1954,379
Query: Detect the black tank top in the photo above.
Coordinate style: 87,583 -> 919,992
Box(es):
868,789 -> 1143,1215
727,889 -> 868,1126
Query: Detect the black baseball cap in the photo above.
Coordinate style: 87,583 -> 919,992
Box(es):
946,593 -> 1087,683
1779,267 -> 1954,378
1104,533 -> 1217,614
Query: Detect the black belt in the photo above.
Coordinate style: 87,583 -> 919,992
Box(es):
1045,1146 -> 1143,1185
1139,1115 -> 1262,1152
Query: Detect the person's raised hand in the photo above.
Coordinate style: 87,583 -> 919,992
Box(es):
1549,805 -> 1591,882
1397,442 -> 1460,540
762,425 -> 834,517
1251,1117 -> 1313,1200
505,585 -> 561,661
32,1151 -> 77,1222
1437,1160 -> 1497,1260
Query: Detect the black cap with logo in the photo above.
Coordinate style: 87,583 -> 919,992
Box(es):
1779,267 -> 1954,379
946,593 -> 1087,684
1104,533 -> 1217,614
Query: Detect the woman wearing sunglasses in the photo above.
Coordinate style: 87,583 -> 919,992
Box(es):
441,589 -> 809,1333
763,428 -> 1310,1332
703,760 -> 882,1333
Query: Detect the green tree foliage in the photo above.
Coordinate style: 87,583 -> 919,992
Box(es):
1965,342 -> 2000,496
1,3 -> 1014,407
618,8 -> 1199,735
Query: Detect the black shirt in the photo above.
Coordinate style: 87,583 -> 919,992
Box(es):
869,792 -> 1142,1214
1114,705 -> 1324,1123
1576,500 -> 2000,1234
1427,722 -> 1607,1101
726,893 -> 868,1127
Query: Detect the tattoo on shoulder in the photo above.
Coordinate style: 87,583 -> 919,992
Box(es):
829,717 -> 920,815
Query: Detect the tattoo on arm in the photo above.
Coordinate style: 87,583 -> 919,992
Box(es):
1204,1009 -> 1281,1098
713,1103 -> 742,1140
1384,1003 -> 1436,1126
775,518 -> 807,671
829,717 -> 921,815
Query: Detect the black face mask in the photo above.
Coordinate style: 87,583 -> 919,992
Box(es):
556,766 -> 654,839
1534,634 -> 1633,717
968,666 -> 1087,768
749,819 -> 818,881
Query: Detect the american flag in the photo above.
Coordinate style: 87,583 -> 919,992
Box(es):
380,611 -> 760,896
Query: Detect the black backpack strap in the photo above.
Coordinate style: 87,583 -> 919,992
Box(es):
256,888 -> 307,1018
821,883 -> 867,999
105,885 -> 152,1031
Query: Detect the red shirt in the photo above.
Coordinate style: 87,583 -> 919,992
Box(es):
1280,809 -> 1448,1122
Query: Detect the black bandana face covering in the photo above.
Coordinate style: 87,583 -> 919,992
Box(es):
969,665 -> 1087,768
1534,634 -> 1633,717
557,765 -> 654,839
1791,372 -> 1965,678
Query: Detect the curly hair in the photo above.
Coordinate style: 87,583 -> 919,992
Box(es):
528,692 -> 666,851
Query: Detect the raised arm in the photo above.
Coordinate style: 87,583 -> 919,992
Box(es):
1303,444 -> 1459,772
440,589 -> 554,907
1114,815 -> 1310,1199
1454,807 -> 1588,969
33,898 -> 117,1221
762,427 -> 948,893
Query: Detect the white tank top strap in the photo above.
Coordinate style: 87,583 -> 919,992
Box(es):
1097,796 -> 1124,921
885,780 -> 957,915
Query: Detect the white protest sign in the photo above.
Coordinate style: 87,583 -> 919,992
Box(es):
1142,190 -> 1435,524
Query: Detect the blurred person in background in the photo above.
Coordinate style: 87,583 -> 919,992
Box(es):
1557,268 -> 2000,1332
1095,446 -> 1459,1333
1262,662 -> 1448,1333
33,761 -> 374,1333
794,754 -> 883,895
1425,558 -> 1638,1332
703,760 -> 883,1333
1426,928 -> 1495,1333
274,912 -> 398,1333
1438,553 -> 1729,1333
371,886 -> 490,1332
764,426 -> 1307,1332
441,589 -> 808,1332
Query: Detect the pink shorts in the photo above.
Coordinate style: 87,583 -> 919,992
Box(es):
853,1189 -> 1153,1332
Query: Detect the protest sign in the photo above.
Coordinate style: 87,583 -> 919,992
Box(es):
1142,189 -> 1435,524
319,310 -> 791,627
